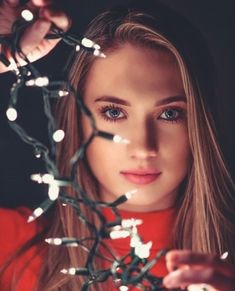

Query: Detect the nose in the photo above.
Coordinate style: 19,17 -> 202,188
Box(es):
127,118 -> 158,160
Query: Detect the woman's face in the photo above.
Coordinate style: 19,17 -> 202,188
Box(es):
82,43 -> 191,212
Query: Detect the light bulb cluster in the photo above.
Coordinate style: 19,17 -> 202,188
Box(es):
0,9 -> 169,290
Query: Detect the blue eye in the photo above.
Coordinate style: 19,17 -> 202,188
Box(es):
106,108 -> 124,119
160,108 -> 182,121
100,105 -> 126,122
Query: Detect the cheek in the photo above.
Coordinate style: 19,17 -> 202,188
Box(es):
82,114 -> 93,139
86,138 -> 120,176
158,125 -> 191,170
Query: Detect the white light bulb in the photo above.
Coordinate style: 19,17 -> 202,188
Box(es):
35,77 -> 49,87
94,44 -> 101,50
113,134 -> 129,144
48,183 -> 60,201
68,268 -> 76,275
30,174 -> 42,184
134,241 -> 152,259
53,129 -> 65,142
21,9 -> 34,22
25,79 -> 34,86
42,174 -> 54,184
34,207 -> 43,217
6,107 -> 17,121
93,49 -> 106,58
26,77 -> 49,87
110,230 -> 130,239
60,268 -> 76,275
130,235 -> 140,248
75,45 -> 81,51
220,251 -> 229,260
81,37 -> 95,48
35,153 -> 41,158
58,90 -> 69,97
125,189 -> 137,200
119,286 -> 128,291
45,238 -> 62,245
121,218 -> 142,228
27,207 -> 43,223
53,238 -> 62,245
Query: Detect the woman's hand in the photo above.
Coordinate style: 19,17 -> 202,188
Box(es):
0,0 -> 71,73
163,250 -> 235,290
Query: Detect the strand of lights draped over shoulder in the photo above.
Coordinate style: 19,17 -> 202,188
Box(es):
0,9 -> 168,291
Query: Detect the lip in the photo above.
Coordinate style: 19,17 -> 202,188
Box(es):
120,169 -> 161,185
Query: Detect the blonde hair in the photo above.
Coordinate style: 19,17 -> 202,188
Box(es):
37,3 -> 235,290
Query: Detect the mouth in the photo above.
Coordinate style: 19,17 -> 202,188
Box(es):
120,170 -> 161,185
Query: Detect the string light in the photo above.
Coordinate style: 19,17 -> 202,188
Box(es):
58,90 -> 69,97
27,199 -> 54,223
52,129 -> 65,142
25,76 -> 49,87
48,183 -> 60,200
134,241 -> 152,259
119,286 -> 129,291
0,13 -> 168,290
110,229 -> 130,239
220,251 -> 229,260
93,49 -> 106,58
76,45 -> 81,51
45,237 -> 80,247
125,189 -> 137,199
113,134 -> 130,144
21,9 -> 34,22
31,173 -> 54,184
121,218 -> 142,228
27,207 -> 43,223
81,37 -> 96,48
6,107 -> 17,121
61,268 -> 77,275
34,148 -> 41,158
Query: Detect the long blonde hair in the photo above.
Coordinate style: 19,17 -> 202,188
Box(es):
37,2 -> 235,290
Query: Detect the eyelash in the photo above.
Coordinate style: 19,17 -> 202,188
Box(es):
98,104 -> 186,123
159,107 -> 186,123
99,104 -> 127,122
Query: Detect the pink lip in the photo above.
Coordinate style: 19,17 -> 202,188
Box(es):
120,170 -> 161,185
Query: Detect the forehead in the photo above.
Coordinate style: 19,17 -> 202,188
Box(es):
83,43 -> 183,99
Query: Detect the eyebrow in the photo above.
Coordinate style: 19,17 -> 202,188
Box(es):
156,95 -> 187,106
94,95 -> 186,106
95,96 -> 131,106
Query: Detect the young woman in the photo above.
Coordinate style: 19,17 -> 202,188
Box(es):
0,0 -> 234,290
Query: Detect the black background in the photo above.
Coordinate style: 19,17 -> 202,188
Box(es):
0,0 -> 234,208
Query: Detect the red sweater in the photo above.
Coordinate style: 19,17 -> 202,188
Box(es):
0,207 -> 176,290
0,207 -> 45,290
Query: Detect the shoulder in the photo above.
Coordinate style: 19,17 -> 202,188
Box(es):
0,207 -> 47,290
0,207 -> 45,263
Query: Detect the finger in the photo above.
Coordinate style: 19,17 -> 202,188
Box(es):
39,8 -> 71,31
31,0 -> 51,7
19,18 -> 51,55
163,267 -> 235,290
165,250 -> 235,277
25,0 -> 51,14
166,250 -> 219,271
2,0 -> 20,7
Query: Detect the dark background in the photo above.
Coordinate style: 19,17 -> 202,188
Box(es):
0,0 -> 234,208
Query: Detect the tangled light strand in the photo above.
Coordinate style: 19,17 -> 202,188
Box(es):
0,9 -> 169,290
